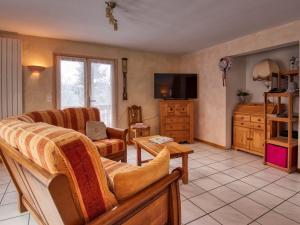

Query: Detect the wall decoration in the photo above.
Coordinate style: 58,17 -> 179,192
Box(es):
218,57 -> 232,86
252,59 -> 279,89
122,57 -> 128,100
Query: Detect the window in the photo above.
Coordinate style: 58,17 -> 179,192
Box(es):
56,55 -> 116,127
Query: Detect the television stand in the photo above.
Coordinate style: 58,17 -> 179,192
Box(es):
159,99 -> 194,143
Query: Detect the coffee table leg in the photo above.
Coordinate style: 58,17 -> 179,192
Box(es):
182,154 -> 189,184
136,144 -> 142,166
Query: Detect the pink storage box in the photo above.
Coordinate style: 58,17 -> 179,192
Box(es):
266,144 -> 288,168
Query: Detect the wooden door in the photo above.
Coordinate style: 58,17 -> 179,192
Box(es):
234,126 -> 250,150
249,129 -> 265,154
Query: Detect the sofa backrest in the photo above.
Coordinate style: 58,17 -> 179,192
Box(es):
63,107 -> 100,134
0,119 -> 117,222
26,109 -> 68,128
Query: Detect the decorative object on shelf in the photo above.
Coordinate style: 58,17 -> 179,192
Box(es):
289,56 -> 297,70
236,89 -> 250,103
252,59 -> 279,89
105,1 -> 118,31
287,76 -> 297,92
122,57 -> 128,100
218,57 -> 232,87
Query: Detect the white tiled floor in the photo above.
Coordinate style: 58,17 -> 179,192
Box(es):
1,142 -> 300,225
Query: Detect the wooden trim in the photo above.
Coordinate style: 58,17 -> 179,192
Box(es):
195,138 -> 227,150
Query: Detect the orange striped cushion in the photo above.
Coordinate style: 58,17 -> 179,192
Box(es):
15,123 -> 117,222
0,119 -> 36,148
26,110 -> 67,128
102,157 -> 136,180
63,107 -> 100,134
10,114 -> 35,123
94,139 -> 124,157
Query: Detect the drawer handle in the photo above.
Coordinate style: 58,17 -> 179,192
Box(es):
257,125 -> 261,128
257,119 -> 261,122
241,123 -> 244,125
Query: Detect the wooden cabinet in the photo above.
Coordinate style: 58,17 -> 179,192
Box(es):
159,100 -> 194,143
233,103 -> 276,156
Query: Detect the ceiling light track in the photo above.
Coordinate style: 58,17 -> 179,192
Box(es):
105,1 -> 118,31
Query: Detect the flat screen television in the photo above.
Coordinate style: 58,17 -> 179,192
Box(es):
154,73 -> 198,99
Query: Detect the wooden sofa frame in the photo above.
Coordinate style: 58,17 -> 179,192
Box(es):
0,137 -> 182,225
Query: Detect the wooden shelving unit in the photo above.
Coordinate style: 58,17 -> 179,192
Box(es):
264,91 -> 298,173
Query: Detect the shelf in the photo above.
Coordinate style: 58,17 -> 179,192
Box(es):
267,136 -> 298,148
267,114 -> 298,122
265,92 -> 298,97
279,70 -> 299,76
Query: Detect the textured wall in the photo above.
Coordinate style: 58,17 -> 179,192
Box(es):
22,36 -> 180,133
180,21 -> 300,148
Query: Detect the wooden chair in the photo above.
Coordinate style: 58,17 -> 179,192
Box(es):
128,105 -> 150,143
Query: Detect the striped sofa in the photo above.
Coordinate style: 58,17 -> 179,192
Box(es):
24,107 -> 128,162
0,112 -> 182,225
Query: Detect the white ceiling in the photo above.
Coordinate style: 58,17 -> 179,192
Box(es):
0,0 -> 300,54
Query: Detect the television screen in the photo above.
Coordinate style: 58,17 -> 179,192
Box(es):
154,73 -> 198,99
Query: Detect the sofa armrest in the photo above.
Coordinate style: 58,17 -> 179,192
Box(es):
106,127 -> 128,141
88,168 -> 182,225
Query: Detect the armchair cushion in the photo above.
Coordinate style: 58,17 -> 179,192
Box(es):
26,109 -> 67,128
94,139 -> 125,157
63,107 -> 100,134
13,122 -> 117,222
86,121 -> 107,141
112,148 -> 170,201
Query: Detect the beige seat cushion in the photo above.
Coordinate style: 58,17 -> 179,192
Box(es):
112,148 -> 170,201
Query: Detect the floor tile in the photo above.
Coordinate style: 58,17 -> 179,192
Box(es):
193,177 -> 221,191
1,191 -> 18,205
181,200 -> 206,224
209,172 -> 236,185
209,186 -> 241,203
0,214 -> 29,225
274,201 -> 300,223
285,173 -> 300,183
6,182 -> 17,193
187,215 -> 220,225
29,215 -> 38,225
0,176 -> 10,185
0,203 -> 25,220
262,183 -> 296,199
230,197 -> 268,219
235,164 -> 260,174
180,182 -> 206,198
257,210 -> 299,225
253,170 -> 281,182
0,184 -> 8,194
226,180 -> 257,195
195,157 -> 217,165
247,190 -> 284,208
263,167 -> 287,177
210,205 -> 252,225
192,166 -> 218,176
222,168 -> 248,179
208,162 -> 232,171
288,193 -> 300,207
275,177 -> 300,192
190,192 -> 225,213
241,175 -> 269,188
188,160 -> 204,169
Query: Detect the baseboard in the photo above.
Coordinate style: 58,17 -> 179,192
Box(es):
194,138 -> 228,150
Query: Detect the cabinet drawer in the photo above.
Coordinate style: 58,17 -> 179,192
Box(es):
165,131 -> 189,142
166,123 -> 189,131
251,115 -> 264,123
234,114 -> 250,122
252,122 -> 263,130
234,121 -> 251,128
166,117 -> 189,123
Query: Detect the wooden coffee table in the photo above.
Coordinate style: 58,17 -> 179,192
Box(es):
133,136 -> 193,184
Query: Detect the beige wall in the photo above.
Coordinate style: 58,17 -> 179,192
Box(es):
21,36 -> 180,133
179,21 -> 300,148
245,45 -> 299,103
